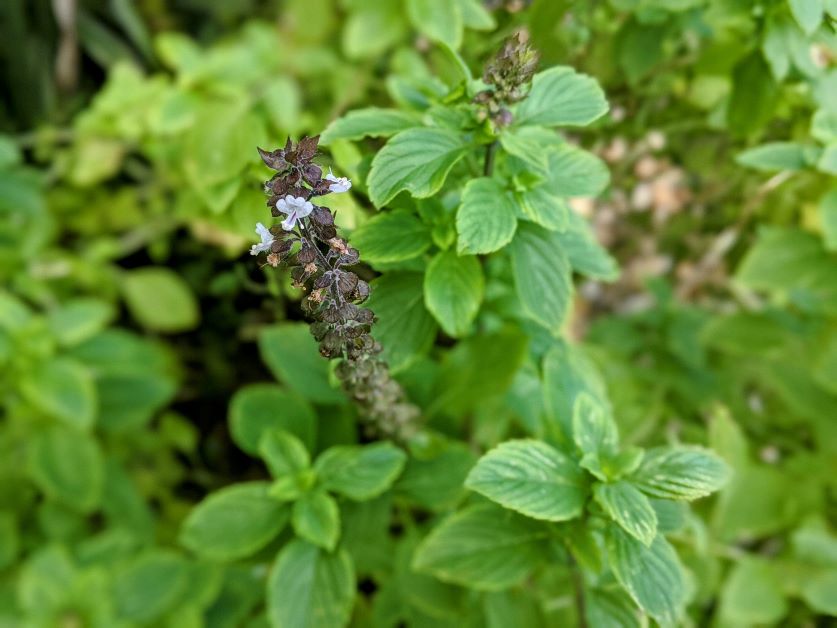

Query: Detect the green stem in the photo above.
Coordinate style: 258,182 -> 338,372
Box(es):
483,140 -> 498,177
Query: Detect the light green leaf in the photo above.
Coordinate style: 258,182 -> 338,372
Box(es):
47,298 -> 114,347
631,446 -> 730,501
122,267 -> 199,333
515,66 -> 608,128
736,227 -> 837,314
509,223 -> 573,333
516,186 -> 570,231
800,568 -> 837,615
500,127 -> 551,171
321,108 -> 421,144
585,587 -> 644,628
543,144 -> 610,197
813,111 -> 837,146
558,211 -> 619,280
114,551 -> 189,623
412,503 -> 549,590
179,482 -> 288,561
351,210 -> 432,264
456,0 -> 495,29
790,0 -> 823,34
365,272 -> 437,372
407,0 -> 463,49
228,384 -> 317,455
543,340 -> 610,440
817,143 -> 837,175
456,177 -> 518,254
268,540 -> 355,628
572,393 -> 618,456
465,439 -> 586,521
315,442 -> 407,500
819,189 -> 837,251
342,5 -> 408,60
737,142 -> 808,171
258,323 -> 343,403
607,526 -> 686,624
719,557 -> 788,624
368,128 -> 468,207
292,491 -> 340,551
21,358 -> 97,430
259,430 -> 311,478
28,427 -> 104,512
424,251 -> 484,337
594,481 -> 657,546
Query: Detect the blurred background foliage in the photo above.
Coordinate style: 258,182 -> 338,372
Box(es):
0,0 -> 836,626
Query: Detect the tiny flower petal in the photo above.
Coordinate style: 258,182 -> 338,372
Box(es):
250,222 -> 274,255
325,168 -> 352,193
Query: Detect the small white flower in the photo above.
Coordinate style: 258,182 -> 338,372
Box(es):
325,169 -> 352,194
250,222 -> 274,255
275,195 -> 314,231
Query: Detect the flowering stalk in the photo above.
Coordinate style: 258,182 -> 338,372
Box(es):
251,136 -> 419,440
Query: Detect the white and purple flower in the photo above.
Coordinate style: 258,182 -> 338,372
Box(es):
325,169 -> 352,194
250,222 -> 274,255
275,195 -> 314,231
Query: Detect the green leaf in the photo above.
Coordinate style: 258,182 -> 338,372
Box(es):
594,481 -> 658,546
515,66 -> 608,128
259,430 -> 311,478
228,384 -> 316,455
424,251 -> 484,337
315,442 -> 407,500
727,53 -> 778,138
800,568 -> 837,615
47,298 -> 114,347
407,0 -> 464,49
737,142 -> 808,171
542,145 -> 610,197
342,5 -> 407,60
114,550 -> 189,623
321,108 -> 421,144
395,441 -> 476,511
351,210 -> 432,264
292,491 -> 340,551
456,177 -> 518,254
516,186 -> 570,231
585,587 -> 644,628
812,109 -> 837,144
543,340 -> 610,440
465,439 -> 586,521
509,223 -> 573,333
267,540 -> 355,628
412,503 -> 548,590
631,446 -> 730,501
20,358 -> 97,430
366,272 -> 437,372
817,143 -> 837,175
819,189 -> 837,252
607,526 -> 686,624
789,0 -> 823,34
179,482 -> 288,561
28,427 -> 104,512
500,127 -> 551,171
368,128 -> 468,207
736,227 -> 837,314
558,211 -> 619,280
456,0 -> 495,29
572,393 -> 618,456
258,323 -> 343,403
719,557 -> 788,625
122,267 -> 199,333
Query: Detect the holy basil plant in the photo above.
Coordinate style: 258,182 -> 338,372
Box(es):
179,35 -> 730,627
